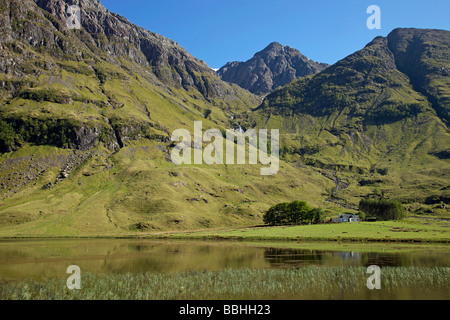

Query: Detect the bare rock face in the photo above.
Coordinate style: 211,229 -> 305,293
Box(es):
0,0 -> 259,152
0,0 -> 254,100
218,42 -> 329,95
33,0 -> 212,88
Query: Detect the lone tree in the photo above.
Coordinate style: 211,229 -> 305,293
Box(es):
263,200 -> 324,226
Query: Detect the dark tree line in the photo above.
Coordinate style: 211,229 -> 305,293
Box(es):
359,198 -> 405,220
0,117 -> 79,152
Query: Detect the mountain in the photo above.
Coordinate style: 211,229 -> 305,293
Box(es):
0,0 -> 448,237
0,0 -> 261,153
248,28 -> 450,208
257,28 -> 449,126
217,42 -> 329,95
386,28 -> 450,124
0,0 -> 334,237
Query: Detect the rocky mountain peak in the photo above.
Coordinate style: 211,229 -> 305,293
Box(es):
259,28 -> 450,126
259,42 -> 293,53
217,42 -> 328,95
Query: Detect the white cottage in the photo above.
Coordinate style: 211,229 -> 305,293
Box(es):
338,214 -> 360,222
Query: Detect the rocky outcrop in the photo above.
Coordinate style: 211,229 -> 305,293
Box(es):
0,149 -> 100,195
0,115 -> 170,153
0,0 -> 257,100
218,42 -> 328,95
31,0 -> 251,100
0,0 -> 259,153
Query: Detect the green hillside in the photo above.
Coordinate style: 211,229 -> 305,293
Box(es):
0,0 -> 334,237
250,28 -> 450,214
0,0 -> 448,237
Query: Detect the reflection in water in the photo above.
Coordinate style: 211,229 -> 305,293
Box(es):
0,239 -> 448,282
263,247 -> 449,268
264,248 -> 326,266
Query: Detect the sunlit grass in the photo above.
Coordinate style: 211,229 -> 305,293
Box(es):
160,221 -> 450,243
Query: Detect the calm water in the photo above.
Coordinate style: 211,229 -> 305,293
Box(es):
0,239 -> 448,299
0,239 -> 448,281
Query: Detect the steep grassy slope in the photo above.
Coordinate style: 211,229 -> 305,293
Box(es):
0,0 -> 336,237
250,29 -> 450,213
387,28 -> 450,124
0,142 -> 336,237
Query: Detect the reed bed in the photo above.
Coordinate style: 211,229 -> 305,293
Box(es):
1,266 -> 448,300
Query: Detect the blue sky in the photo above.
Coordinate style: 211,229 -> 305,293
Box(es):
100,0 -> 450,69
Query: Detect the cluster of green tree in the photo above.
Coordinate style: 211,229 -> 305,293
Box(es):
279,145 -> 321,158
263,200 -> 326,226
366,102 -> 426,124
0,119 -> 17,152
0,117 -> 79,152
359,198 -> 405,220
19,89 -> 72,104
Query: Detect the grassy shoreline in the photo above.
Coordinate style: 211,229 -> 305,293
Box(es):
0,220 -> 449,243
144,220 -> 450,243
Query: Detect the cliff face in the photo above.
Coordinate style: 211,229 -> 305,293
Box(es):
218,42 -> 328,95
2,0 -> 258,100
386,28 -> 450,124
0,0 -> 259,152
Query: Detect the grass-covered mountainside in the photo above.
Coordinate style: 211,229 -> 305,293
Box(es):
0,0 -> 260,153
0,0 -> 448,237
250,28 -> 450,215
0,0 -> 336,237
